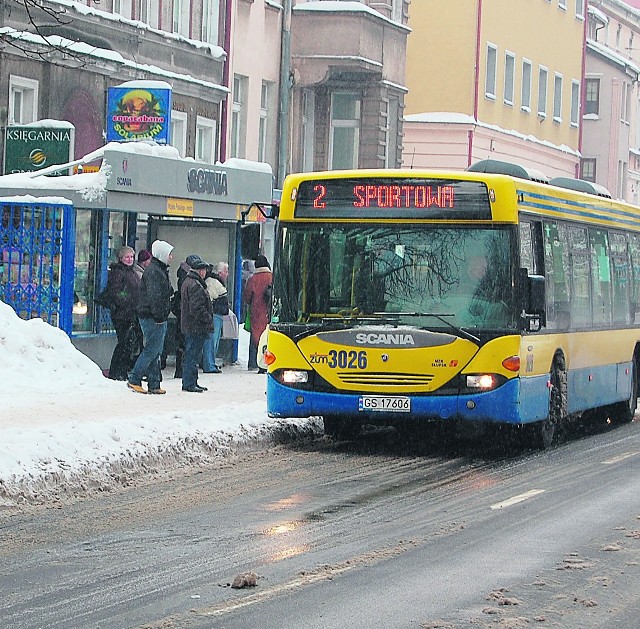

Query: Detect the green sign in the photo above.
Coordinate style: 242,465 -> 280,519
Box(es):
3,125 -> 74,176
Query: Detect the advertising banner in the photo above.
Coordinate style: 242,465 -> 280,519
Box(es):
3,124 -> 74,175
106,86 -> 172,144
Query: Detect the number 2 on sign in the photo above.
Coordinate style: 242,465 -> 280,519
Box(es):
313,184 -> 327,209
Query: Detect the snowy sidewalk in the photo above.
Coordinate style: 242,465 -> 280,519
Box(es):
0,302 -> 319,505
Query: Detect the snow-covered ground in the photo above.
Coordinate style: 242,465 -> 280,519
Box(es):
0,300 -> 319,506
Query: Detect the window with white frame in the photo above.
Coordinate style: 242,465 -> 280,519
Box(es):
553,73 -> 563,122
230,74 -> 247,159
559,0 -> 566,10
113,0 -> 132,18
329,92 -> 360,170
575,0 -> 584,19
258,81 -> 270,162
173,0 -> 190,37
622,82 -> 631,124
581,158 -> 596,182
521,59 -> 532,111
485,43 -> 497,99
139,0 -> 160,28
170,111 -> 187,157
384,97 -> 399,168
538,66 -> 548,117
196,116 -> 217,164
570,79 -> 580,126
9,76 -> 38,125
585,77 -> 600,115
504,52 -> 515,105
202,0 -> 219,44
300,89 -> 315,172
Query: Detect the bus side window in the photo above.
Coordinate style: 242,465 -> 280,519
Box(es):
629,233 -> 640,323
569,226 -> 591,329
542,221 -> 570,330
589,228 -> 612,327
610,232 -> 631,325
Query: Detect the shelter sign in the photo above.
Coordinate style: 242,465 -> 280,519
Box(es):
3,126 -> 74,175
106,87 -> 172,144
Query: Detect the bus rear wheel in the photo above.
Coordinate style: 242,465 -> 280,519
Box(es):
323,415 -> 361,440
610,359 -> 638,425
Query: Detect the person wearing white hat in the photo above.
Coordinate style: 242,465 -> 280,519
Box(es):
127,239 -> 174,394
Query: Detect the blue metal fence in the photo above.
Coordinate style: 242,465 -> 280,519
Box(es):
0,201 -> 75,333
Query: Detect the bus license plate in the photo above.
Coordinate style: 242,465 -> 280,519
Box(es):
359,396 -> 411,413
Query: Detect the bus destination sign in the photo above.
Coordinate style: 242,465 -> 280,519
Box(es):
294,178 -> 492,220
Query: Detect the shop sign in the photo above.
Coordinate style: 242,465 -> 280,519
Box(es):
3,125 -> 73,175
106,87 -> 171,144
167,198 -> 194,216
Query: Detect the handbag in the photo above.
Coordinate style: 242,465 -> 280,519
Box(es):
222,311 -> 240,339
243,306 -> 251,332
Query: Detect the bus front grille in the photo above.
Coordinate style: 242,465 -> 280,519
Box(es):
337,372 -> 435,386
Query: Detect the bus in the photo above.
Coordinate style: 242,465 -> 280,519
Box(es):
263,163 -> 640,448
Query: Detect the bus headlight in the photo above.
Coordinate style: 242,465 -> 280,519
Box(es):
281,370 -> 309,384
466,374 -> 496,390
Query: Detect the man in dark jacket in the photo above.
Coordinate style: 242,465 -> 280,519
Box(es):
127,239 -> 174,394
180,256 -> 214,392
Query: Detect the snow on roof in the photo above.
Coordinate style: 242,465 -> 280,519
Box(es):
587,38 -> 640,76
588,5 -> 609,25
0,28 -> 229,93
117,80 -> 173,90
220,158 -> 274,174
403,112 -> 580,157
0,195 -> 74,204
46,0 -> 225,59
294,1 -> 410,31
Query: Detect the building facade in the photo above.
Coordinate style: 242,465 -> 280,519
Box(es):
402,0 -> 586,178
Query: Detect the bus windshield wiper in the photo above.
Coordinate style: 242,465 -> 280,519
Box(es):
374,312 -> 481,344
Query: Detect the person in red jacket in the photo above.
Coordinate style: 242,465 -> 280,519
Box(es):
242,255 -> 272,372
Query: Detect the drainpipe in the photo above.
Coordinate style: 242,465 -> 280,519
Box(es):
277,0 -> 292,188
471,0 -> 483,167
219,0 -> 233,162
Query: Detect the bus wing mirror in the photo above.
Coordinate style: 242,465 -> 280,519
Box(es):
518,269 -> 546,332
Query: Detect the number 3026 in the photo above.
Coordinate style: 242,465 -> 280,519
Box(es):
328,350 -> 368,369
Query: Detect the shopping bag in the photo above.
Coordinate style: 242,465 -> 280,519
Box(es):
222,311 -> 239,340
243,307 -> 251,332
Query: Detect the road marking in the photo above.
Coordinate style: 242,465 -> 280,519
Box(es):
602,451 -> 639,465
490,489 -> 545,510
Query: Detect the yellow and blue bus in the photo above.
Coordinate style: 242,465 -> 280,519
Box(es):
264,162 -> 640,448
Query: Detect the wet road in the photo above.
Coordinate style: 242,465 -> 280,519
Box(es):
1,420 -> 640,628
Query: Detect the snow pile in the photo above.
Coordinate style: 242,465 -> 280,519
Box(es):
0,300 -> 320,505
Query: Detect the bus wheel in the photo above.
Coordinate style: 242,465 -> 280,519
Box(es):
323,416 -> 361,440
534,362 -> 566,449
610,359 -> 638,425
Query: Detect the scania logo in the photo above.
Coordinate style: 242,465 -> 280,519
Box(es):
187,168 -> 228,195
355,333 -> 415,346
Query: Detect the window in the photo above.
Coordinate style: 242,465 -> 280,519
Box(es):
329,92 -> 360,170
559,0 -> 566,9
569,226 -> 592,328
202,0 -> 219,44
585,78 -> 600,115
485,44 -> 497,99
542,221 -> 570,330
139,0 -> 159,28
570,80 -> 580,126
384,97 -> 399,168
113,0 -> 132,18
300,89 -> 315,172
538,66 -> 548,117
170,111 -> 187,157
521,59 -> 532,111
230,74 -> 247,159
504,52 -> 515,105
581,157 -> 596,182
610,232 -> 631,324
553,73 -> 563,122
590,228 -> 612,326
9,76 -> 38,125
196,116 -> 217,164
575,0 -> 584,19
173,0 -> 190,37
258,81 -> 270,162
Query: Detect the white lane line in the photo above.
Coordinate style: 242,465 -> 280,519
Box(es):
490,489 -> 545,510
602,451 -> 639,465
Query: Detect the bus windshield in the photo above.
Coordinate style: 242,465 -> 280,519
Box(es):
272,223 -> 518,331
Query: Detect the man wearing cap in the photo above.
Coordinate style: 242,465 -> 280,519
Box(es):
127,239 -> 174,394
133,249 -> 152,280
180,255 -> 214,393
